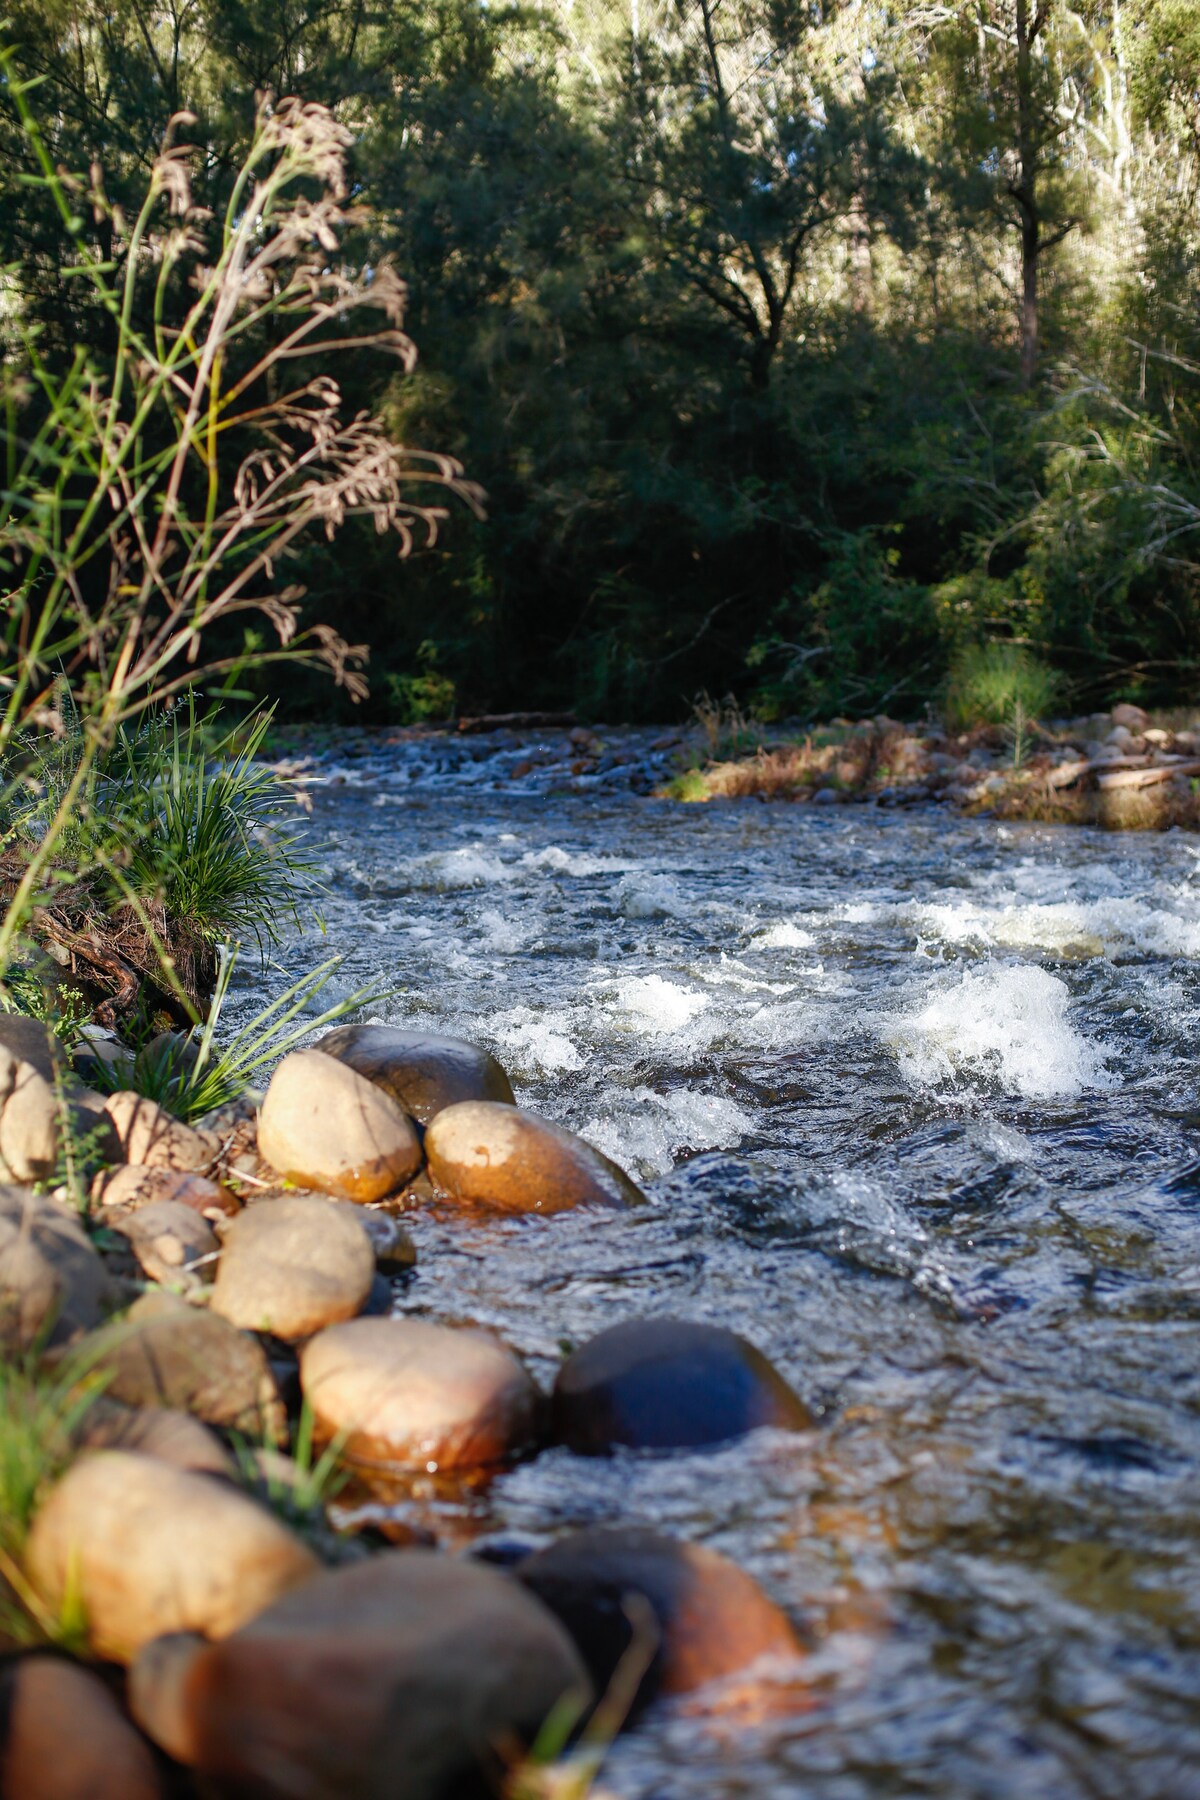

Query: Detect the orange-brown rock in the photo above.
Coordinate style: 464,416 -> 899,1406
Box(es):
129,1551 -> 591,1800
552,1317 -> 812,1454
315,1024 -> 515,1124
76,1399 -> 236,1477
518,1527 -> 801,1711
25,1451 -> 318,1663
300,1316 -> 540,1471
0,1655 -> 166,1800
425,1101 -> 643,1214
92,1163 -> 238,1220
211,1195 -> 375,1340
77,1289 -> 286,1441
257,1051 -> 422,1202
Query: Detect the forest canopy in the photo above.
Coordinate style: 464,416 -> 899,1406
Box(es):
2,0 -> 1198,722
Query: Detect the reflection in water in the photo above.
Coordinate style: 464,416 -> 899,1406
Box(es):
251,731 -> 1200,1799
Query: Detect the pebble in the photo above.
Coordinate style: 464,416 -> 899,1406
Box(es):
257,1050 -> 422,1202
26,1450 -> 318,1662
300,1316 -> 541,1471
425,1101 -> 644,1213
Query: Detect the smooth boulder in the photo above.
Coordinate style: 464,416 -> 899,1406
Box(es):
0,1186 -> 110,1351
77,1399 -> 235,1477
300,1316 -> 540,1471
425,1102 -> 643,1214
130,1551 -> 591,1800
517,1526 -> 802,1712
103,1093 -> 213,1174
78,1290 -> 286,1441
316,1024 -> 515,1124
25,1451 -> 318,1663
257,1051 -> 422,1203
211,1196 -> 375,1339
552,1317 -> 812,1454
0,1654 -> 165,1800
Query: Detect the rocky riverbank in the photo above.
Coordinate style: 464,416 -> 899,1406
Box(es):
0,1016 -> 812,1799
268,701 -> 1200,830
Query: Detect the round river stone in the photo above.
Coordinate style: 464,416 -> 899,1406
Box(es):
517,1525 -> 802,1711
316,1024 -> 515,1124
0,1654 -> 165,1800
300,1315 -> 541,1471
551,1316 -> 813,1453
211,1194 -> 375,1339
257,1050 -> 422,1202
424,1101 -> 644,1213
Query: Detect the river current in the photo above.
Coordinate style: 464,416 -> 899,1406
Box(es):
265,728 -> 1200,1800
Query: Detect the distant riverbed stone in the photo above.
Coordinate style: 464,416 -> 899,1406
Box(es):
130,1551 -> 591,1800
257,1051 -> 422,1202
300,1316 -> 541,1471
103,1093 -> 214,1173
316,1024 -> 516,1124
79,1289 -> 286,1441
552,1317 -> 813,1454
108,1199 -> 220,1290
0,1186 -> 110,1352
211,1195 -> 375,1339
92,1163 -> 238,1221
425,1101 -> 644,1214
0,1654 -> 165,1800
518,1527 -> 802,1710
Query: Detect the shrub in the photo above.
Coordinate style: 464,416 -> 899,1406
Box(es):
943,641 -> 1061,729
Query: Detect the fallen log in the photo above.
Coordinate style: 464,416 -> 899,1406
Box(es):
1096,760 -> 1200,792
456,711 -> 577,734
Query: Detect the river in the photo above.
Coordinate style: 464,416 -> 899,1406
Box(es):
266,727 -> 1200,1800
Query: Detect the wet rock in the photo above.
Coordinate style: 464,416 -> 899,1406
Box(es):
552,1318 -> 812,1454
0,1017 -> 62,1084
257,1051 -> 422,1203
300,1316 -> 541,1471
518,1527 -> 801,1710
0,1654 -> 165,1800
1111,702 -> 1149,731
211,1195 -> 374,1340
26,1451 -> 318,1663
343,1204 -> 417,1271
316,1024 -> 515,1125
129,1550 -> 591,1799
0,1186 -> 111,1351
77,1398 -> 236,1476
103,1093 -> 214,1174
425,1101 -> 643,1214
92,1163 -> 239,1221
79,1289 -> 286,1441
108,1200 -> 219,1290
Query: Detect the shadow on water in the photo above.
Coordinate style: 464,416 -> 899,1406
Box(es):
255,731 -> 1200,1799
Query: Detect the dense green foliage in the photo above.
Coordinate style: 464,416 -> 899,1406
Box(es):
2,0 -> 1198,721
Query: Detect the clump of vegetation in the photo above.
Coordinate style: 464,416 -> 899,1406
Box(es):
943,643 -> 1061,731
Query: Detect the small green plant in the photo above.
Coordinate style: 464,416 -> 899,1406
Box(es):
386,641 -> 457,723
231,1398 -> 348,1526
1007,696 -> 1031,770
90,947 -> 394,1122
943,641 -> 1060,730
0,1352 -> 105,1648
690,692 -> 763,761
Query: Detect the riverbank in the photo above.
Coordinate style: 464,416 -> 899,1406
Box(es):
267,701 -> 1200,831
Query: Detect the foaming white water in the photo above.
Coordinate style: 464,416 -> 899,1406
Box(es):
483,1006 -> 584,1075
581,1086 -> 754,1176
888,965 -> 1113,1101
406,845 -> 514,888
615,872 -> 687,918
906,897 -> 1200,961
753,921 -> 817,950
604,974 -> 710,1036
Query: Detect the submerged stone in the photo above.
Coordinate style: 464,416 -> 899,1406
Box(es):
551,1317 -> 812,1454
316,1023 -> 515,1124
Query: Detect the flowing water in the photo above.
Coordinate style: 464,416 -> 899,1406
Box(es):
269,728 -> 1200,1800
